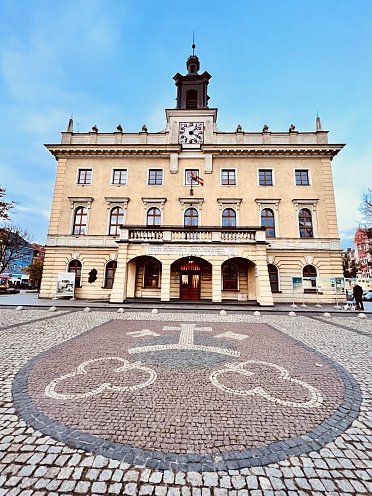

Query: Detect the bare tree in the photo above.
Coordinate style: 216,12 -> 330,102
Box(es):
0,225 -> 31,275
0,187 -> 15,220
359,189 -> 372,228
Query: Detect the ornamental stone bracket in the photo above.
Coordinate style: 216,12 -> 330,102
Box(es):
255,199 -> 281,211
105,197 -> 130,209
217,198 -> 242,211
141,198 -> 167,211
68,197 -> 94,209
179,197 -> 204,211
292,199 -> 319,211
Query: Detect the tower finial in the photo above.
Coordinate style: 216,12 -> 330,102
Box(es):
192,31 -> 195,55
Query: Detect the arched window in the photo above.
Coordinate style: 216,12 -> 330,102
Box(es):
222,262 -> 238,290
303,264 -> 317,291
184,207 -> 198,226
303,265 -> 317,278
268,264 -> 279,292
73,207 -> 87,235
68,260 -> 82,287
104,261 -> 117,289
261,208 -> 275,238
147,207 -> 161,226
186,89 -> 197,109
299,208 -> 313,238
109,207 -> 124,235
143,260 -> 160,288
222,208 -> 236,227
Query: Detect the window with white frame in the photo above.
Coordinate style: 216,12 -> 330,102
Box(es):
147,207 -> 161,226
109,207 -> 124,235
77,169 -> 92,185
185,169 -> 200,185
258,169 -> 273,186
72,207 -> 88,235
222,208 -> 236,227
148,169 -> 163,185
261,208 -> 276,238
112,169 -> 127,185
221,169 -> 236,185
295,169 -> 310,186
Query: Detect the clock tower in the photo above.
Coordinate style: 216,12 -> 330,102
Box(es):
167,47 -> 217,148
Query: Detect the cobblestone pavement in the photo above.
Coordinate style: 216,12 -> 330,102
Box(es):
0,309 -> 371,495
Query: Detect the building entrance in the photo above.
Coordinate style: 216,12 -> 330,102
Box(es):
179,259 -> 201,300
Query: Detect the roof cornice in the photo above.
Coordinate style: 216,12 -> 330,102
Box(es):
44,144 -> 181,159
201,144 -> 345,159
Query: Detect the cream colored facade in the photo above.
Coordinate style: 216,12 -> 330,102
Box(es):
40,54 -> 344,305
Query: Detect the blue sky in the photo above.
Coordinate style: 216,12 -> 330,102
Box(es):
0,0 -> 371,248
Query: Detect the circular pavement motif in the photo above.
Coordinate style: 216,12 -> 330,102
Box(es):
12,320 -> 361,472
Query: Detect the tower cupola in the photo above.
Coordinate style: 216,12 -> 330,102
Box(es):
173,45 -> 211,109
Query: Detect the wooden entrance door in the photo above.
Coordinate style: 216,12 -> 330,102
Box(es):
180,271 -> 201,300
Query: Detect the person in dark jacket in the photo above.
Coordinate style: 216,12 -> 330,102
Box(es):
353,284 -> 364,311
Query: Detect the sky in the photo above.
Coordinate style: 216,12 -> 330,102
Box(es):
0,0 -> 371,248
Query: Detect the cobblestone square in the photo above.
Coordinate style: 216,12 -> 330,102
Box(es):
1,308 -> 371,494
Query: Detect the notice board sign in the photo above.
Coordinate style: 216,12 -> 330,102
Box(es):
56,272 -> 75,297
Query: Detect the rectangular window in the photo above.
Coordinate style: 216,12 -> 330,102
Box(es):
77,169 -> 92,184
148,169 -> 163,185
112,169 -> 127,185
295,169 -> 310,186
258,169 -> 273,186
221,169 -> 236,185
185,169 -> 200,185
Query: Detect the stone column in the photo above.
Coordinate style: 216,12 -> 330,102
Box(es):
255,246 -> 274,306
110,243 -> 129,303
212,263 -> 222,302
160,261 -> 171,301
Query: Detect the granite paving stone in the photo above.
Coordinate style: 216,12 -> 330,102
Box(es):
0,309 -> 369,494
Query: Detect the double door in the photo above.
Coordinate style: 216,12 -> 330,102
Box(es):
180,271 -> 201,300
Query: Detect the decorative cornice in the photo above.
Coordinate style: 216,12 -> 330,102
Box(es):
45,144 -> 181,159
201,144 -> 345,159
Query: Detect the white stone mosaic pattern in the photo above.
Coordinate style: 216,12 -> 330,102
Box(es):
0,309 -> 371,495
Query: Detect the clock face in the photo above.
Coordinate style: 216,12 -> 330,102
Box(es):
179,122 -> 204,145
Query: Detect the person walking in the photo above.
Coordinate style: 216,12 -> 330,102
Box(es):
353,284 -> 364,311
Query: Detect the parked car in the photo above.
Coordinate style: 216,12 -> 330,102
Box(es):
363,290 -> 372,301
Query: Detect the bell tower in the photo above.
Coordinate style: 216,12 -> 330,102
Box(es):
173,44 -> 211,110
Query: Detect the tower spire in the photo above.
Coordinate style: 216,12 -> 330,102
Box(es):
192,31 -> 195,56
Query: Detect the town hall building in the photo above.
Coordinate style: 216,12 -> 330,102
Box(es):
40,50 -> 344,305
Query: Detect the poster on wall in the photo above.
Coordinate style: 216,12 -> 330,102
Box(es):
331,277 -> 345,294
56,272 -> 75,297
292,277 -> 303,292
